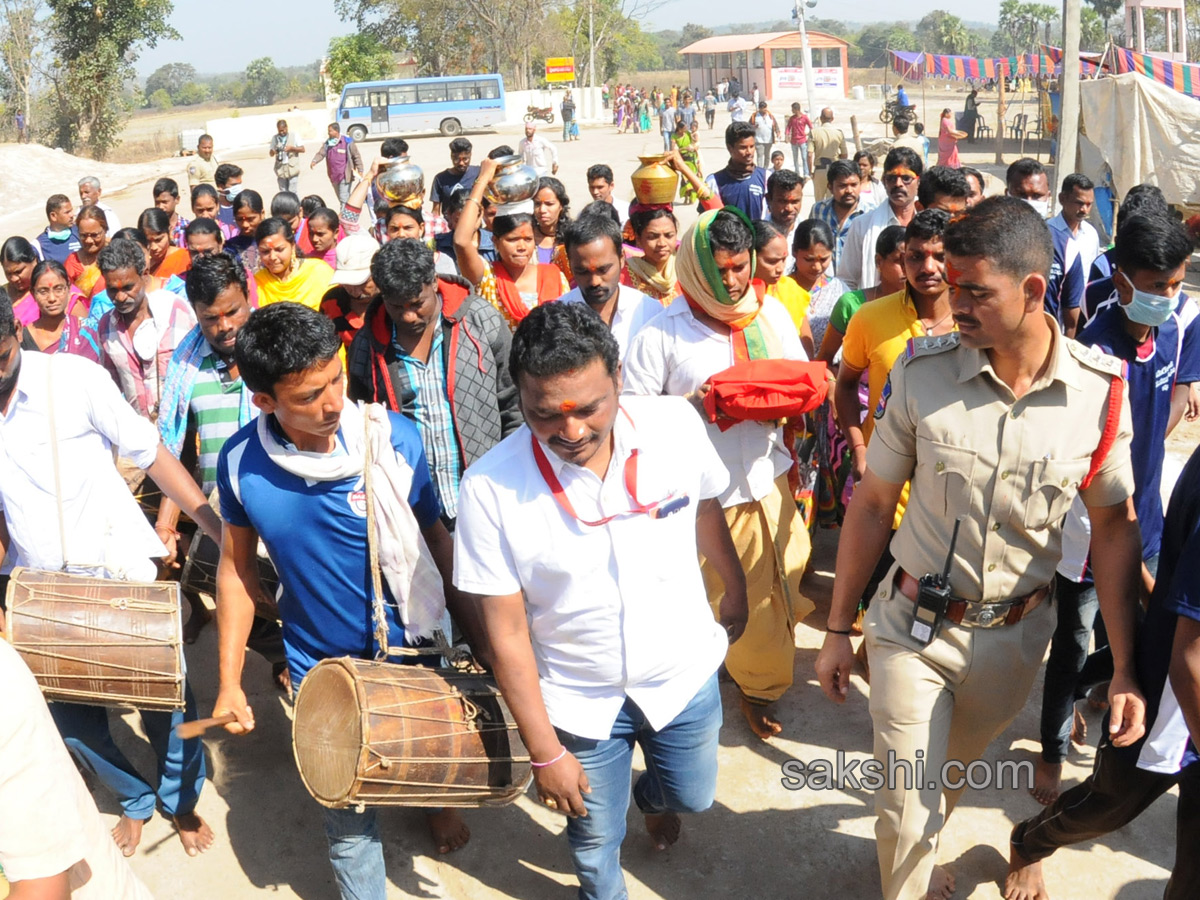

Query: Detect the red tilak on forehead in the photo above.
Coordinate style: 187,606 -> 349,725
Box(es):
946,262 -> 963,287
560,400 -> 577,413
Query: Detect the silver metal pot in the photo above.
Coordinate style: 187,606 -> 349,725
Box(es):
374,155 -> 425,206
485,155 -> 539,206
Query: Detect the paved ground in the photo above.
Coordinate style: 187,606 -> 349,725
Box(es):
0,99 -> 1191,899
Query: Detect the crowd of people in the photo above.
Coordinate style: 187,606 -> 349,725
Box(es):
0,103 -> 1198,900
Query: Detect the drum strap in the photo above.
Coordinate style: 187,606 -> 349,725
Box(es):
362,410 -> 392,660
361,413 -> 450,661
46,362 -> 69,569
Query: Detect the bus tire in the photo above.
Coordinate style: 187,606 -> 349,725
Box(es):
347,125 -> 368,142
440,118 -> 462,137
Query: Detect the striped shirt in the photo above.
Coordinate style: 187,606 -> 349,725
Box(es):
810,198 -> 870,272
393,323 -> 462,520
190,346 -> 249,493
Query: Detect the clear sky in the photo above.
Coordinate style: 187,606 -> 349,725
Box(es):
135,0 -> 355,75
134,0 -> 1004,76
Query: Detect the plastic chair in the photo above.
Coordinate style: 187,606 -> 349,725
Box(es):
1009,113 -> 1028,141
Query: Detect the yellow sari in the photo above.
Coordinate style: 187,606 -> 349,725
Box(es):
255,258 -> 334,311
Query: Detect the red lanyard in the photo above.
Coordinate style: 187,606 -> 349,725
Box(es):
531,437 -> 658,527
531,406 -> 668,526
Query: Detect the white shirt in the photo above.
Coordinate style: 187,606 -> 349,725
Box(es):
727,97 -> 751,122
837,200 -> 905,290
519,135 -> 558,176
1049,213 -> 1101,281
559,283 -> 664,360
454,394 -> 729,740
0,352 -> 165,581
0,642 -> 153,898
96,201 -> 121,238
621,295 -> 807,507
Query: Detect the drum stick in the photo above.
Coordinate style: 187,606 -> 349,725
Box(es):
174,713 -> 237,739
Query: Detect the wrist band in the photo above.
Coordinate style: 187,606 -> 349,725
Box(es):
531,746 -> 568,768
852,442 -> 866,450
826,626 -> 852,635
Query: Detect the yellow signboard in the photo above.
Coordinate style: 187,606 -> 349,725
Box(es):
545,57 -> 576,83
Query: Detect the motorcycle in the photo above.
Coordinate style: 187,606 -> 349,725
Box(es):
524,105 -> 556,125
879,99 -> 918,125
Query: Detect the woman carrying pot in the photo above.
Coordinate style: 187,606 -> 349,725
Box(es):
454,156 -> 568,330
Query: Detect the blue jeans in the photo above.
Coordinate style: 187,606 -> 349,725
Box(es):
662,130 -> 673,152
49,682 -> 206,819
323,806 -> 385,900
557,675 -> 722,900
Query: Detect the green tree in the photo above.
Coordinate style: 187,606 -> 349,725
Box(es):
335,0 -> 484,79
1079,7 -> 1106,48
243,56 -> 286,106
44,0 -> 177,158
852,23 -> 917,67
173,81 -> 209,105
678,22 -> 712,49
148,87 -> 171,109
934,15 -> 970,53
325,33 -> 393,93
144,62 -> 196,103
0,0 -> 41,139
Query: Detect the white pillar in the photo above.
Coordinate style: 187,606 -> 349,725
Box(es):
1057,0 -> 1081,202
1138,6 -> 1147,53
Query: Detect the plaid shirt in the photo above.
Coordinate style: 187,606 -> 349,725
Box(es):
97,290 -> 198,421
811,198 -> 869,271
391,320 -> 462,519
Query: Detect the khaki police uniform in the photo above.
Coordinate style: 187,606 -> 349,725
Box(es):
808,123 -> 847,202
187,154 -> 219,191
860,322 -> 1134,900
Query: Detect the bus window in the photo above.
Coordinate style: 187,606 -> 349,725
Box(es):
446,82 -> 471,101
417,83 -> 447,103
389,86 -> 416,105
479,80 -> 500,100
343,90 -> 367,108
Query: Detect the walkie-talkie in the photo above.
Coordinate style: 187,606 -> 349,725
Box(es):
910,517 -> 963,646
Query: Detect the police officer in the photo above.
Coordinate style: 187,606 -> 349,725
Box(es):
815,196 -> 1148,900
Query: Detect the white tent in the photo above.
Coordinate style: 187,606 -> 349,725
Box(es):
1079,72 -> 1200,208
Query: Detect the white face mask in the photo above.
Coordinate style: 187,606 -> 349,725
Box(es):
1023,197 -> 1050,218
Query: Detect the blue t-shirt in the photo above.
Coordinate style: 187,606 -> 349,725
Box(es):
1078,301 -> 1200,558
897,87 -> 910,106
1045,225 -> 1084,328
35,227 -> 81,265
1117,443 -> 1200,773
705,167 -> 768,220
217,412 -> 442,683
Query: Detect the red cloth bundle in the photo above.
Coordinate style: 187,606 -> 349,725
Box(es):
701,359 -> 829,432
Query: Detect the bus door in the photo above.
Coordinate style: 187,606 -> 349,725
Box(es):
369,90 -> 390,133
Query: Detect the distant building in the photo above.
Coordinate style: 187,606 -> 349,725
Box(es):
677,31 -> 851,102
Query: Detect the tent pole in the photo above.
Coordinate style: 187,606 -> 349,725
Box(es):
1056,0 -> 1082,204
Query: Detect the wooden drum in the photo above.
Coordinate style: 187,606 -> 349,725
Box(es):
292,658 -> 532,809
4,567 -> 185,711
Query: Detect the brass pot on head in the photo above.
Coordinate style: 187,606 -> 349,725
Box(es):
374,155 -> 425,209
631,154 -> 679,205
485,155 -> 540,206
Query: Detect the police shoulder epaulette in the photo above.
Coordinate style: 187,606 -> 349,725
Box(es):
900,332 -> 961,365
1065,339 -> 1125,378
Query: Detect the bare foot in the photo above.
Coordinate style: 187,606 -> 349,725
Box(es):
426,808 -> 470,854
644,811 -> 681,851
1030,759 -> 1062,805
112,815 -> 144,857
1004,845 -> 1050,900
740,696 -> 782,740
1086,682 -> 1110,712
926,864 -> 956,900
173,812 -> 214,857
1070,706 -> 1087,747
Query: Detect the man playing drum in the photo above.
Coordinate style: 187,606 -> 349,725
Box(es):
0,297 -> 222,859
454,302 -> 748,900
211,303 -> 486,898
